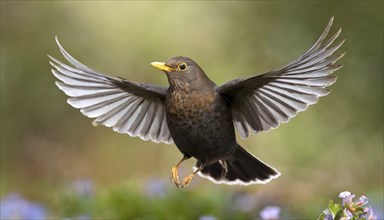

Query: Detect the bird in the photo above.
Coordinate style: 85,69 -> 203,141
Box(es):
49,17 -> 344,187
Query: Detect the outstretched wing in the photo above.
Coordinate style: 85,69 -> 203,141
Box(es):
217,17 -> 345,138
49,37 -> 173,144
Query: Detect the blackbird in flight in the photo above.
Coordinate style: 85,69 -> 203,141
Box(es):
49,17 -> 344,187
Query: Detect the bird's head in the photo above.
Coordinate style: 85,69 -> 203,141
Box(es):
150,56 -> 215,91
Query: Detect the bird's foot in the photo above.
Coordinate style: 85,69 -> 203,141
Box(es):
170,166 -> 180,188
181,173 -> 195,188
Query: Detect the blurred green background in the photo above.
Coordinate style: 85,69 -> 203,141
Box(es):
1,1 -> 383,219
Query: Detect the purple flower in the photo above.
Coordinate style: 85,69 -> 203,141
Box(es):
73,178 -> 94,198
259,206 -> 281,220
343,208 -> 353,219
337,191 -> 378,220
363,206 -> 377,220
338,191 -> 355,206
322,208 -> 333,220
0,193 -> 47,219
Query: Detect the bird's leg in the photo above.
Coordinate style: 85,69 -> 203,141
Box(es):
181,162 -> 205,188
170,155 -> 190,188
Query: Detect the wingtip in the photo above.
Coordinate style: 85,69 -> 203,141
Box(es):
47,54 -> 56,61
328,16 -> 334,26
335,28 -> 342,37
329,16 -> 335,24
336,63 -> 344,70
337,52 -> 346,63
54,36 -> 61,48
340,39 -> 346,48
327,75 -> 338,86
48,37 -> 60,61
55,35 -> 63,49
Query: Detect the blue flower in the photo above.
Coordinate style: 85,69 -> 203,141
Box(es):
259,206 -> 280,220
0,193 -> 47,219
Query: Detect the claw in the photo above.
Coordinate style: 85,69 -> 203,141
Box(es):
170,166 -> 180,188
181,173 -> 195,188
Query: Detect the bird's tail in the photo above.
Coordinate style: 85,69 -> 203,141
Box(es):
195,144 -> 280,185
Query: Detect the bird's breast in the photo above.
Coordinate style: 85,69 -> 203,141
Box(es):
166,90 -> 216,119
165,90 -> 220,141
165,90 -> 236,160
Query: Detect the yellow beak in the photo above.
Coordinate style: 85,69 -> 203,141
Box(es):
150,62 -> 174,73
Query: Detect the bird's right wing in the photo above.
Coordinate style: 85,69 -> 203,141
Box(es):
49,37 -> 173,144
217,17 -> 344,138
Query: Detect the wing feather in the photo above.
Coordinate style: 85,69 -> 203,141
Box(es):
50,37 -> 173,144
218,17 -> 344,137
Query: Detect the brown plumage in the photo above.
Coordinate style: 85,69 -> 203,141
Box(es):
49,17 -> 344,187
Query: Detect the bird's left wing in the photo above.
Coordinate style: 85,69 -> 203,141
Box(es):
216,17 -> 344,138
49,37 -> 173,144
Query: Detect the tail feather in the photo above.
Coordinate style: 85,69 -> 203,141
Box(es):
196,145 -> 280,185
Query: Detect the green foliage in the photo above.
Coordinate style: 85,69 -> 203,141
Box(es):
318,200 -> 344,220
51,182 -> 254,219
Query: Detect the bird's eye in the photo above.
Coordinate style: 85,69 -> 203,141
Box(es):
178,62 -> 187,71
